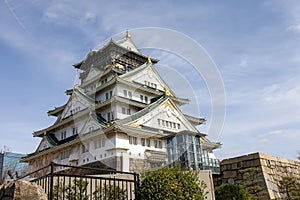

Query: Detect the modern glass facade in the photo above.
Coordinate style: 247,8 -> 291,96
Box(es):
1,152 -> 28,181
0,153 -> 3,179
166,133 -> 220,174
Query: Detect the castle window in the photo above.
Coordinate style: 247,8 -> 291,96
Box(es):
140,95 -> 143,102
94,138 -> 104,149
127,108 -> 131,115
128,91 -> 132,99
141,138 -> 145,146
107,112 -> 111,121
61,131 -> 66,140
72,127 -> 78,135
129,136 -> 137,145
123,90 -> 127,97
154,140 -> 163,149
158,141 -> 162,149
145,96 -> 148,103
146,138 -> 151,147
122,107 -> 126,114
60,149 -> 70,160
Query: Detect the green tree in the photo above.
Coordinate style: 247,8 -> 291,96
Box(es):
236,167 -> 267,200
140,165 -> 208,200
53,178 -> 89,200
278,176 -> 300,200
215,183 -> 251,200
92,185 -> 127,200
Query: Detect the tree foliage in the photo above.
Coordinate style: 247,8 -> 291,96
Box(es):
278,176 -> 300,200
53,179 -> 89,200
236,167 -> 267,199
53,178 -> 127,200
215,183 -> 251,200
140,165 -> 208,200
92,185 -> 127,200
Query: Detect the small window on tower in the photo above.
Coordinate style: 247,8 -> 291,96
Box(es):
107,112 -> 111,121
158,141 -> 162,149
146,138 -> 151,147
141,138 -> 145,146
140,95 -> 143,102
177,123 -> 181,129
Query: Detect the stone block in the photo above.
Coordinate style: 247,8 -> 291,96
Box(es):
223,170 -> 237,179
0,180 -> 47,200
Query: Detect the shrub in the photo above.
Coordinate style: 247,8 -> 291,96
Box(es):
215,184 -> 251,200
140,165 -> 208,200
92,185 -> 127,200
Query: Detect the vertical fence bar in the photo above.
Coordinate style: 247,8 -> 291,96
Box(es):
49,162 -> 54,200
18,163 -> 140,200
134,173 -> 137,200
135,174 -> 141,199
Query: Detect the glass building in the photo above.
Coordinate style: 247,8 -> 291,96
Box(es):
1,152 -> 28,181
166,131 -> 220,174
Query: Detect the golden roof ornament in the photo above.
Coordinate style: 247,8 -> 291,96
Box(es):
164,86 -> 173,96
147,56 -> 152,64
74,83 -> 78,89
126,30 -> 131,38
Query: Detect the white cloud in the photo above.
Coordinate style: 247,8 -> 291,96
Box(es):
262,74 -> 300,108
286,24 -> 300,32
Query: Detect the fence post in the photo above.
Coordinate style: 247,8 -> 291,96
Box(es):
49,162 -> 54,200
134,173 -> 140,200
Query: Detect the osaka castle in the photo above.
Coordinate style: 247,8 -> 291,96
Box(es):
22,31 -> 221,174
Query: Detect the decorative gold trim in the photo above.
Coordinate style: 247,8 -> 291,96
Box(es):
126,29 -> 131,38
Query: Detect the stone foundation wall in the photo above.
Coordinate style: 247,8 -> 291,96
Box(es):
214,152 -> 300,199
129,157 -> 166,173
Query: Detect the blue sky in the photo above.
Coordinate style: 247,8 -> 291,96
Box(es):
0,0 -> 299,160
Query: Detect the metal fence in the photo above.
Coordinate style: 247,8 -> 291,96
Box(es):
18,162 -> 140,200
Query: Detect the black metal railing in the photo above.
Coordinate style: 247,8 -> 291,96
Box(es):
17,162 -> 140,200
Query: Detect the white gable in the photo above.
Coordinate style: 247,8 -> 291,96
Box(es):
84,67 -> 101,82
123,65 -> 172,93
61,91 -> 92,119
81,116 -> 101,135
127,98 -> 197,133
36,137 -> 53,152
117,37 -> 140,54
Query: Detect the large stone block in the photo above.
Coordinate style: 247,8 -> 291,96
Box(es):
223,170 -> 237,179
0,180 -> 47,200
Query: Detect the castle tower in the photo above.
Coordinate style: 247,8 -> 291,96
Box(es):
22,32 -> 221,174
